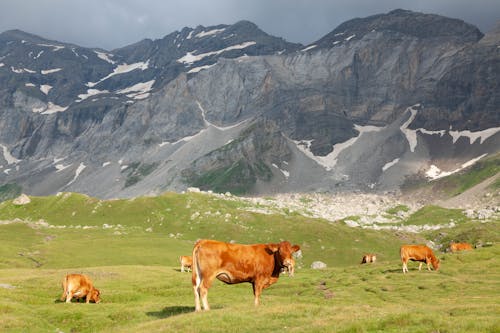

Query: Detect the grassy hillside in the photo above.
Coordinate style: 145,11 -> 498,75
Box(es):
0,191 -> 498,332
402,153 -> 500,198
0,192 -> 409,268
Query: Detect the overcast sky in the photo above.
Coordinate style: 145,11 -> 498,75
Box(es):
1,0 -> 499,50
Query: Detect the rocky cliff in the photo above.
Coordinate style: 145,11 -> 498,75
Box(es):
0,10 -> 498,198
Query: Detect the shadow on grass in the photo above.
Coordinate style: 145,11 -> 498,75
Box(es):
147,306 -> 193,318
381,269 -> 402,274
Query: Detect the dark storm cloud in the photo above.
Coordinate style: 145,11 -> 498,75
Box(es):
0,0 -> 498,50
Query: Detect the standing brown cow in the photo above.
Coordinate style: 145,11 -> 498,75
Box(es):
400,245 -> 440,274
60,274 -> 101,303
449,242 -> 473,252
192,239 -> 300,311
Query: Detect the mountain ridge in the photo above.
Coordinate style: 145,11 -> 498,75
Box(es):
0,9 -> 498,198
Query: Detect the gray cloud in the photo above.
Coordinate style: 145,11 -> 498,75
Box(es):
1,0 -> 498,50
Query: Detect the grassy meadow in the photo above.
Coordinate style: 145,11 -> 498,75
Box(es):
0,191 -> 499,332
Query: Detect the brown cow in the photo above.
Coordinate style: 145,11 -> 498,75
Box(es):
180,255 -> 193,272
192,239 -> 300,311
361,254 -> 377,264
400,245 -> 440,274
60,274 -> 101,303
449,242 -> 473,253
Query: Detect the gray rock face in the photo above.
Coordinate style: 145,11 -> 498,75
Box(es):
0,10 -> 499,199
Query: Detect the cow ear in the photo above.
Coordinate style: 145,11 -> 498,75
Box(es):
266,243 -> 279,254
292,245 -> 300,252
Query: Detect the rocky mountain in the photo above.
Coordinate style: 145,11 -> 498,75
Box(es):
0,10 -> 498,198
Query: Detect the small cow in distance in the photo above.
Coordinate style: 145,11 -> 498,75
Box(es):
449,242 -> 473,253
61,274 -> 101,303
180,255 -> 193,272
192,239 -> 300,311
361,254 -> 377,264
400,245 -> 440,274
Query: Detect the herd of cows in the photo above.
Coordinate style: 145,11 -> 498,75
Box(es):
59,240 -> 474,310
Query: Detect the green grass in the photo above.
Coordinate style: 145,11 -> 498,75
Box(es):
0,246 -> 498,333
402,205 -> 468,226
0,191 -> 498,332
385,205 -> 410,215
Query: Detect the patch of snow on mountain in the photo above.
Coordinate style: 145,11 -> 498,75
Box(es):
196,101 -> 250,130
345,34 -> 356,41
116,80 -> 155,99
0,63 -> 4,67
37,43 -> 64,51
425,154 -> 488,180
417,128 -> 446,136
400,105 -> 419,152
187,64 -> 216,73
294,124 -> 383,170
66,163 -> 86,186
0,144 -> 21,164
196,28 -> 226,38
41,68 -> 62,74
272,163 -> 290,178
32,102 -> 68,115
177,42 -> 256,65
77,89 -> 110,101
449,127 -> 500,144
94,51 -> 116,64
34,50 -> 44,59
25,83 -> 36,87
301,45 -> 317,52
87,60 -> 150,87
55,164 -> 71,172
40,85 -> 52,95
382,158 -> 400,171
102,162 -> 111,167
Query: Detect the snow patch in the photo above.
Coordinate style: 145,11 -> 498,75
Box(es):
37,43 -> 64,51
77,88 -> 110,101
425,154 -> 488,180
382,158 -> 400,172
116,80 -> 155,99
195,28 -> 226,38
25,83 -> 36,87
177,42 -> 256,65
40,84 -> 52,95
345,34 -> 356,41
66,163 -> 86,186
400,105 -> 419,152
41,68 -> 62,74
293,124 -> 383,170
94,51 -> 116,64
102,162 -> 111,167
301,45 -> 317,52
87,60 -> 149,87
272,163 -> 290,178
55,164 -> 71,172
187,64 -> 216,73
449,127 -> 500,144
32,102 -> 68,115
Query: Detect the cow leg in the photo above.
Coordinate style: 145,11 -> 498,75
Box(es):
193,285 -> 201,311
65,290 -> 73,303
402,261 -> 408,274
181,265 -> 185,272
252,282 -> 263,306
418,262 -> 423,271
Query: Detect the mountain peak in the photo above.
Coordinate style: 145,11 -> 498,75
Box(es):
311,9 -> 483,49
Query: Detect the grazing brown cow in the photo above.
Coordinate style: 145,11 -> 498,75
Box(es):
180,255 -> 193,272
60,274 -> 101,303
361,254 -> 377,264
400,245 -> 440,274
192,239 -> 300,311
449,242 -> 473,252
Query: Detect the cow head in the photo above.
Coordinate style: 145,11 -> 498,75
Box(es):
432,257 -> 440,271
90,288 -> 101,303
267,241 -> 300,273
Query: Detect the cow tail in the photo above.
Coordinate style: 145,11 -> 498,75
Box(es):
192,243 -> 202,293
